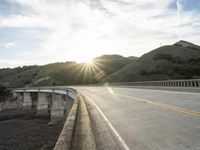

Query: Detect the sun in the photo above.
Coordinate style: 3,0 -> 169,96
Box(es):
85,59 -> 93,64
77,57 -> 94,64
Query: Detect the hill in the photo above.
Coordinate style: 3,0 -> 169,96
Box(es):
93,55 -> 137,74
0,55 -> 134,87
104,40 -> 200,82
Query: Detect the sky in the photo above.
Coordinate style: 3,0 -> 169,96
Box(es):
0,0 -> 200,68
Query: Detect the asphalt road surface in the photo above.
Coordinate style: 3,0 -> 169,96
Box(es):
73,86 -> 200,150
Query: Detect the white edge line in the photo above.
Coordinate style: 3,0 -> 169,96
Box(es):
85,95 -> 130,150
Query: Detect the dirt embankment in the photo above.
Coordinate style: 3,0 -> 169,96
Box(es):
0,109 -> 64,150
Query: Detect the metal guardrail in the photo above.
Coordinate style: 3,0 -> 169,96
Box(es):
109,79 -> 200,88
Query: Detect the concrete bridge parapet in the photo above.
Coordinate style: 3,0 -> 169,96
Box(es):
110,79 -> 200,88
13,88 -> 77,123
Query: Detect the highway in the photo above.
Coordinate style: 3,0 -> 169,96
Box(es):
73,86 -> 200,150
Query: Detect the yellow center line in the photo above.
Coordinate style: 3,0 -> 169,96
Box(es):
114,93 -> 200,117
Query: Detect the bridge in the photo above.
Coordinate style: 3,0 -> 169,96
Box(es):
12,79 -> 200,150
13,88 -> 76,122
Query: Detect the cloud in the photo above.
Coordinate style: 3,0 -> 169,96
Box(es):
177,0 -> 185,11
5,42 -> 16,48
175,0 -> 200,40
0,0 -> 200,67
0,42 -> 16,48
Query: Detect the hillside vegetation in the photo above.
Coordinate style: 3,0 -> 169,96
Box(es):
105,40 -> 200,82
0,86 -> 12,102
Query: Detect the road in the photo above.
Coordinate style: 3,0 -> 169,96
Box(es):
73,86 -> 200,150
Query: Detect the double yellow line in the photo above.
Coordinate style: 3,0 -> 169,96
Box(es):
115,93 -> 200,117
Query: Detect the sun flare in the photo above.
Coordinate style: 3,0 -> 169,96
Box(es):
84,59 -> 93,64
77,57 -> 94,64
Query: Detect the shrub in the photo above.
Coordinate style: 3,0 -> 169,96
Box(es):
0,86 -> 12,102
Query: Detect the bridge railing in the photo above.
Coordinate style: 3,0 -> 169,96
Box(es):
13,87 -> 77,100
12,87 -> 78,122
109,79 -> 200,88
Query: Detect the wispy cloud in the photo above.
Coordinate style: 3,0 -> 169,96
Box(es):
0,42 -> 16,48
0,0 -> 200,68
5,42 -> 16,48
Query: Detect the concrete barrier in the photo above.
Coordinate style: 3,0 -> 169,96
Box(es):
107,79 -> 200,93
72,94 -> 96,150
54,95 -> 79,150
108,79 -> 200,88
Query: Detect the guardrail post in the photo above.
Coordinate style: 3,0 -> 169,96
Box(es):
183,81 -> 185,87
190,81 -> 192,87
181,81 -> 183,87
195,81 -> 198,87
191,81 -> 194,87
171,82 -> 174,87
194,81 -> 197,87
187,81 -> 189,87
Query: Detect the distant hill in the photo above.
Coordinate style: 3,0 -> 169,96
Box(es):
0,55 -> 134,87
93,55 -> 136,74
104,40 -> 200,82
